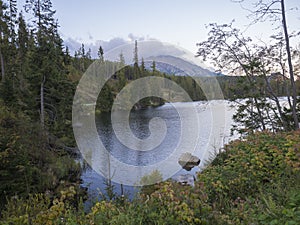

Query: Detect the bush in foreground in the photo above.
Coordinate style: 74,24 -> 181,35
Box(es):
1,131 -> 299,224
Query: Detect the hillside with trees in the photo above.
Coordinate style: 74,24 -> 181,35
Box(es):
0,0 -> 299,224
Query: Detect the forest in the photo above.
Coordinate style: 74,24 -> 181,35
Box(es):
0,0 -> 299,224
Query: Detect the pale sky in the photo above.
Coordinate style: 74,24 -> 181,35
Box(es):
19,0 -> 300,54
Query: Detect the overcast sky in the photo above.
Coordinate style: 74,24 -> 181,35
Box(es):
18,0 -> 300,54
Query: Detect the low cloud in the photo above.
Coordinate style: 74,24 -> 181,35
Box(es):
128,33 -> 145,42
63,35 -> 209,71
64,34 -> 154,58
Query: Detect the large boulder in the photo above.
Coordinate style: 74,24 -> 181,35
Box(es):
176,174 -> 196,186
178,152 -> 200,171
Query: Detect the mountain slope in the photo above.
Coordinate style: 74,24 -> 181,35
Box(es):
144,55 -> 218,77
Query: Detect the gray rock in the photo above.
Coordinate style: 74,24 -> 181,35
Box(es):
178,152 -> 200,171
176,174 -> 196,186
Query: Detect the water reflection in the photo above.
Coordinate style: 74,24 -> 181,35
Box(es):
81,100 -> 235,207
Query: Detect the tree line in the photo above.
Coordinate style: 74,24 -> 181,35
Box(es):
0,0 -> 299,218
0,0 -> 83,212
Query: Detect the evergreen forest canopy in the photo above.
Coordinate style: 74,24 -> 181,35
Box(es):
0,0 -> 299,224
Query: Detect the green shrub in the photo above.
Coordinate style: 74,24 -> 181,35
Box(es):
1,131 -> 299,224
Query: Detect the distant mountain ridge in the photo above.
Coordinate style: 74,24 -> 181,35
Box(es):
64,38 -> 220,77
143,55 -> 218,77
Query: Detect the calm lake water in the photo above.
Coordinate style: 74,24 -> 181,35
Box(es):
81,100 -> 236,205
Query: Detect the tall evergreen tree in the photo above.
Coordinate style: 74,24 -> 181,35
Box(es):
0,0 -> 8,82
141,57 -> 146,77
119,51 -> 125,66
133,40 -> 138,66
16,12 -> 29,92
63,46 -> 71,66
25,0 -> 56,31
25,0 -> 66,128
80,43 -> 85,57
98,45 -> 104,62
133,40 -> 139,79
6,0 -> 18,91
151,60 -> 156,75
7,0 -> 17,42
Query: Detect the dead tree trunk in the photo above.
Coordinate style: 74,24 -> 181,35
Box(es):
281,0 -> 299,129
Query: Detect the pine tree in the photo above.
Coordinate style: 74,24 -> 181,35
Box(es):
25,0 -> 56,31
86,47 -> 92,59
119,51 -> 125,66
0,0 -> 8,82
16,12 -> 29,92
133,40 -> 139,79
7,0 -> 17,42
5,0 -> 18,94
80,43 -> 85,57
63,46 -> 71,66
133,40 -> 138,66
98,45 -> 104,62
151,61 -> 156,75
25,0 -> 66,128
141,57 -> 146,77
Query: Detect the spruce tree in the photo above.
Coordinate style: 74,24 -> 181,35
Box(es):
133,40 -> 139,79
119,51 -> 125,66
0,0 -> 8,83
25,0 -> 66,128
98,45 -> 104,62
134,40 -> 138,66
16,13 -> 29,92
7,0 -> 17,42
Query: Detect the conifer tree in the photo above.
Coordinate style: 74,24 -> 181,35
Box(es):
16,12 -> 29,92
133,40 -> 138,66
98,45 -> 104,62
25,0 -> 66,128
151,61 -> 156,75
141,57 -> 146,77
0,0 -> 8,82
119,51 -> 125,67
133,40 -> 139,79
7,0 -> 17,42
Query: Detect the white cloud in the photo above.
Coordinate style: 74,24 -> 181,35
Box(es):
63,34 -> 157,58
